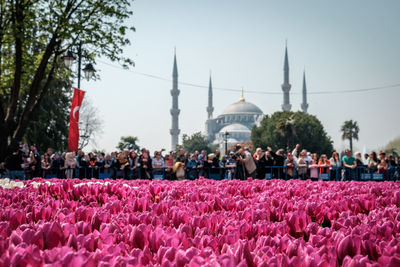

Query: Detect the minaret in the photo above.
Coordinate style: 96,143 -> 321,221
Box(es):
170,49 -> 180,150
301,70 -> 309,113
207,73 -> 214,119
281,42 -> 292,111
239,87 -> 245,102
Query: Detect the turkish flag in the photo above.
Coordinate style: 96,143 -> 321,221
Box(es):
68,88 -> 85,152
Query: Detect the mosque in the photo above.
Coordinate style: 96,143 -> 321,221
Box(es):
169,45 -> 309,151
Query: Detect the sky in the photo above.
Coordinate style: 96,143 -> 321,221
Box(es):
81,0 -> 400,154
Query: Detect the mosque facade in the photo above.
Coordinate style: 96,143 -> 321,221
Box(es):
170,45 -> 309,151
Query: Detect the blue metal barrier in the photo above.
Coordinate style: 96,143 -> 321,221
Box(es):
14,164 -> 400,181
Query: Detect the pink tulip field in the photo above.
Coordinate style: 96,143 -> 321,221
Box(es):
1,178 -> 400,266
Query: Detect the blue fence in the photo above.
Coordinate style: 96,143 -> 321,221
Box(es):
5,165 -> 400,181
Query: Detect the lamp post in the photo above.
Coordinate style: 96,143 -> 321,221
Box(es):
224,131 -> 230,155
62,43 -> 96,88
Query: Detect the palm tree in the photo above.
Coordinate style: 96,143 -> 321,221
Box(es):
276,115 -> 296,152
341,120 -> 359,152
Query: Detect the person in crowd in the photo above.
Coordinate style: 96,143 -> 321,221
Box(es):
187,154 -> 199,180
207,153 -> 216,178
329,152 -> 341,181
29,151 -> 42,178
116,152 -> 130,179
254,148 -> 262,159
297,151 -> 308,180
284,153 -> 297,179
5,147 -> 25,180
238,147 -> 256,179
387,155 -> 396,166
364,153 -> 369,164
377,159 -> 388,179
354,152 -> 364,166
193,150 -> 200,160
79,154 -> 90,178
309,158 -> 319,181
197,152 -> 204,174
268,147 -> 285,179
46,148 -> 54,157
170,152 -> 178,180
318,154 -> 331,174
201,150 -> 211,178
29,145 -> 38,155
88,153 -> 98,178
103,154 -> 113,175
263,151 -> 275,178
109,152 -> 118,178
173,158 -> 185,180
211,149 -> 221,178
152,151 -> 165,178
225,152 -> 237,180
176,148 -> 187,164
255,149 -> 266,179
51,152 -> 64,178
342,149 -> 357,181
164,154 -> 174,180
96,153 -> 105,175
0,162 -> 6,178
128,151 -> 139,179
386,155 -> 396,180
366,151 -> 378,172
41,152 -> 51,177
64,152 -> 77,179
139,148 -> 152,179
292,144 -> 301,160
76,151 -> 85,167
311,153 -> 319,163
353,151 -> 365,181
21,144 -> 30,157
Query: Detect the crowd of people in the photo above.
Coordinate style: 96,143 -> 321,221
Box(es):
2,142 -> 399,181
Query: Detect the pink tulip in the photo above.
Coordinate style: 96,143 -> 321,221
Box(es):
44,221 -> 65,249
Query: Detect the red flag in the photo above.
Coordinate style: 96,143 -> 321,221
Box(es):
68,88 -> 85,152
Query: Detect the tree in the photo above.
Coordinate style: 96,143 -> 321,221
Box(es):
182,132 -> 214,153
341,120 -> 359,152
0,0 -> 135,160
117,136 -> 140,152
276,114 -> 296,152
385,137 -> 400,156
78,98 -> 103,150
23,76 -> 72,153
252,111 -> 334,155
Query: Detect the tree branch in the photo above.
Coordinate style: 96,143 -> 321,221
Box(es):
4,0 -> 24,132
12,52 -> 59,143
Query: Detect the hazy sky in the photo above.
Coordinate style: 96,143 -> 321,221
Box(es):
81,0 -> 400,153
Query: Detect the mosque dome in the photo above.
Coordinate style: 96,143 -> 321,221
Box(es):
221,96 -> 263,115
217,123 -> 251,145
219,123 -> 251,133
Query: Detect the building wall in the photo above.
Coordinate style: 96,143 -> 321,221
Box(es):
206,113 -> 262,144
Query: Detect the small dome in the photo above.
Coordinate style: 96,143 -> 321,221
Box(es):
219,123 -> 251,133
221,101 -> 263,115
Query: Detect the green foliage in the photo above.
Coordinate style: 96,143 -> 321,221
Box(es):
0,0 -> 135,160
385,137 -> 400,156
23,76 -> 72,154
182,132 -> 214,154
117,136 -> 140,152
252,111 -> 334,155
92,149 -> 106,155
340,120 -> 359,152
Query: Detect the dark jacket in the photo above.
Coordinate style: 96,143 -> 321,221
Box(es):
5,152 -> 24,171
270,150 -> 285,167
